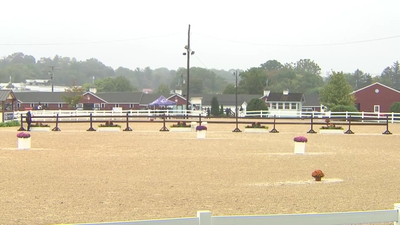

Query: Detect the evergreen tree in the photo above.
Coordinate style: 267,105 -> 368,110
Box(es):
320,71 -> 355,110
210,96 -> 219,116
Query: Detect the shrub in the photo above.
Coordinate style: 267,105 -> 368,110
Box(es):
330,105 -> 358,112
0,120 -> 20,127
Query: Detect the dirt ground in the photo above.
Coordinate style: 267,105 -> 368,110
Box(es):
1,119 -> 400,225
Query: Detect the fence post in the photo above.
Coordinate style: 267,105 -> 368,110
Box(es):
382,115 -> 392,135
269,115 -> 279,133
307,116 -> 316,133
17,114 -> 26,131
52,113 -> 61,131
123,111 -> 132,131
344,115 -> 354,134
394,203 -> 400,225
159,113 -> 169,131
198,113 -> 202,125
197,211 -> 212,225
87,113 -> 96,131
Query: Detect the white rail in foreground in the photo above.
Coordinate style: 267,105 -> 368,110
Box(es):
69,204 -> 400,225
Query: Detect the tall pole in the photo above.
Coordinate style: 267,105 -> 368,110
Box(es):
232,71 -> 241,132
49,66 -> 54,92
186,24 -> 191,117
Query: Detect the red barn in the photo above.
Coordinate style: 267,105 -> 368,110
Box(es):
352,82 -> 400,113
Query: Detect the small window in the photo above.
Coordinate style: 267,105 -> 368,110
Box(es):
270,103 -> 276,109
58,103 -> 62,108
101,103 -> 105,108
130,104 -> 134,108
44,103 -> 49,107
278,103 -> 283,109
115,104 -> 119,107
30,103 -> 34,107
94,103 -> 100,109
291,103 -> 297,109
374,105 -> 380,113
284,103 -> 290,109
17,103 -> 21,108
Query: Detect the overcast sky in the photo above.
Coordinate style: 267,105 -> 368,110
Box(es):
1,0 -> 399,76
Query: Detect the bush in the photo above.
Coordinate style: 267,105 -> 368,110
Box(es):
330,105 -> 358,112
247,98 -> 268,111
389,102 -> 400,113
0,120 -> 21,127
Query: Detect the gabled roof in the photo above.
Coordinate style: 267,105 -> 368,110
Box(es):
351,82 -> 400,94
266,93 -> 303,102
95,92 -> 143,103
14,92 -> 67,103
139,93 -> 163,105
303,94 -> 321,107
0,90 -> 14,101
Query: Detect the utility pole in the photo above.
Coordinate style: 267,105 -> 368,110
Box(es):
232,71 -> 241,132
183,24 -> 194,117
48,66 -> 59,92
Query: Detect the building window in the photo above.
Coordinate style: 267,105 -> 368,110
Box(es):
58,103 -> 62,108
30,103 -> 34,107
77,103 -> 83,108
284,103 -> 290,109
374,105 -> 380,113
17,103 -> 21,108
101,103 -> 105,108
44,103 -> 49,107
130,104 -> 134,108
115,104 -> 119,107
94,103 -> 100,109
291,103 -> 297,110
270,103 -> 276,109
278,103 -> 283,109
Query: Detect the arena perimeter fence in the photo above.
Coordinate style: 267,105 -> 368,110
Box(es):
66,204 -> 400,225
17,110 -> 394,134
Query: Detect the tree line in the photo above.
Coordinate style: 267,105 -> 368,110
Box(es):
0,52 -> 399,99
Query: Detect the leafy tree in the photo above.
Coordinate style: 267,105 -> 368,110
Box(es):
260,60 -> 283,71
238,68 -> 267,94
223,84 -> 236,94
211,96 -> 219,116
389,102 -> 400,112
380,61 -> 400,89
156,84 -> 170,96
344,69 -> 372,90
246,98 -> 268,111
320,71 -> 355,110
61,85 -> 85,109
95,76 -> 134,92
330,105 -> 358,112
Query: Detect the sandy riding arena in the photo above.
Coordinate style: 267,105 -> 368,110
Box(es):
1,121 -> 400,225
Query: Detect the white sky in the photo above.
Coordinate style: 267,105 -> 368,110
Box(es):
1,0 -> 399,76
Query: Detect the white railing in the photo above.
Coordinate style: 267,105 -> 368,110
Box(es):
71,204 -> 400,225
8,109 -> 400,123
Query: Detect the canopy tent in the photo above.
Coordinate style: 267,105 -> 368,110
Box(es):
148,95 -> 176,107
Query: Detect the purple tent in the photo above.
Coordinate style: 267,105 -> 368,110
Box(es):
148,95 -> 176,107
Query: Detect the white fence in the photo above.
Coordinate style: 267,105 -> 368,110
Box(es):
7,109 -> 400,123
72,204 -> 400,225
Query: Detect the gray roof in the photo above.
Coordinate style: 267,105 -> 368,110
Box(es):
191,94 -> 261,106
266,93 -> 303,102
14,92 -> 66,103
0,90 -> 13,101
95,92 -> 143,103
303,94 -> 321,107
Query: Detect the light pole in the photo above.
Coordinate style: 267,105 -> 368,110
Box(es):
232,71 -> 241,132
182,24 -> 194,118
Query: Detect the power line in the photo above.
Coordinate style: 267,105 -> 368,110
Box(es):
0,33 -> 182,46
194,33 -> 400,47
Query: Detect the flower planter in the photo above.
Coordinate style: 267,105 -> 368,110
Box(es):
30,127 -> 51,132
294,142 -> 306,154
170,127 -> 191,132
319,129 -> 344,134
17,138 -> 31,150
97,127 -> 121,132
196,130 -> 206,139
244,128 -> 269,133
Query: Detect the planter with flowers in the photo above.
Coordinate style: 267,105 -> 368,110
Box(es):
293,136 -> 307,154
30,122 -> 51,132
312,169 -> 324,181
98,121 -> 121,132
170,121 -> 192,132
244,122 -> 269,133
196,125 -> 207,139
320,119 -> 344,134
17,132 -> 31,150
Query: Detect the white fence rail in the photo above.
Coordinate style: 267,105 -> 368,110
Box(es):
72,204 -> 400,225
7,109 -> 400,123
